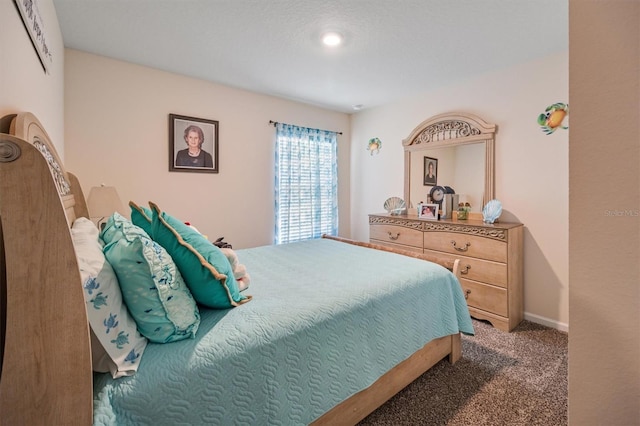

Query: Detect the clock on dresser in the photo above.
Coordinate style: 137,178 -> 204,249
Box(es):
429,185 -> 458,219
429,185 -> 445,205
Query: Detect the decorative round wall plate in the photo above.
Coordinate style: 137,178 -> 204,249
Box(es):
367,137 -> 382,155
537,102 -> 569,135
383,197 -> 406,215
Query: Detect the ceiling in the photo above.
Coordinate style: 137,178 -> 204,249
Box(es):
52,0 -> 568,113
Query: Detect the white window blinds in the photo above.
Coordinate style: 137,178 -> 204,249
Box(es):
274,123 -> 338,244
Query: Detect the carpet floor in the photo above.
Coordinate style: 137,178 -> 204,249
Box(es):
358,319 -> 568,426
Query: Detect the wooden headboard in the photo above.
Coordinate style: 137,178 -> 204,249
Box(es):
0,112 -> 93,424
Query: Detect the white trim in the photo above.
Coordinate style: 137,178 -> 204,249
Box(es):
524,312 -> 568,333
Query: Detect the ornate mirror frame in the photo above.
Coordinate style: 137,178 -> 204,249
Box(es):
403,112 -> 497,209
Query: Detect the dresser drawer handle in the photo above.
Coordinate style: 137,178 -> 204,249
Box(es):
465,289 -> 471,300
387,231 -> 400,240
451,240 -> 470,252
461,265 -> 471,275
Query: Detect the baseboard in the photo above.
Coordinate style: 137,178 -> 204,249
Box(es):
524,312 -> 569,333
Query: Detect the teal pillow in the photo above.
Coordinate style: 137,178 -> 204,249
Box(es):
149,202 -> 250,309
101,213 -> 200,343
129,201 -> 153,236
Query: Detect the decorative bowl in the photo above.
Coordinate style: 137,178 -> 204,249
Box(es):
482,199 -> 502,224
383,197 -> 406,215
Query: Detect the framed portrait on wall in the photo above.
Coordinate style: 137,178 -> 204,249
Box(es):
169,114 -> 219,173
423,156 -> 438,186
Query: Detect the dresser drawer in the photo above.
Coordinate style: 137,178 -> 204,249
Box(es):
423,249 -> 507,288
369,239 -> 424,255
424,231 -> 507,262
460,279 -> 508,317
369,224 -> 423,249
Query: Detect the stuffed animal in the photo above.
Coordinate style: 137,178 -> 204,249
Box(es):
220,247 -> 251,292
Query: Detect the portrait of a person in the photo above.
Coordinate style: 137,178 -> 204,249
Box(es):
424,158 -> 437,185
175,124 -> 214,168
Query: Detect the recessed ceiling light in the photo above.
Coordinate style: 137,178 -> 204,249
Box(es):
352,104 -> 364,111
322,32 -> 343,47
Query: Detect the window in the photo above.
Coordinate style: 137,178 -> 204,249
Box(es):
274,123 -> 338,244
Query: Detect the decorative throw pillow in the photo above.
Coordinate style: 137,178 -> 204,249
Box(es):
70,217 -> 147,378
148,202 -> 251,309
129,201 -> 153,236
101,213 -> 200,343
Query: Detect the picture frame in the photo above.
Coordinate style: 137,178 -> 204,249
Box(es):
14,0 -> 53,74
418,203 -> 439,220
169,114 -> 219,173
423,156 -> 438,186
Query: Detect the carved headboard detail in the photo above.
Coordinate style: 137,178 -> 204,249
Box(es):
410,119 -> 483,145
403,112 -> 496,147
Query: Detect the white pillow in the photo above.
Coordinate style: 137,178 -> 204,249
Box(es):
71,217 -> 148,378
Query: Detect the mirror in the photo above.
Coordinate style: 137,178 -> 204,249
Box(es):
403,112 -> 496,213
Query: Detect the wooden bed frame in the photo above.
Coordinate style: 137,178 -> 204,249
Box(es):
0,112 -> 462,426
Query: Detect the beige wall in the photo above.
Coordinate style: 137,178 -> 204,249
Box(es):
63,50 -> 350,249
0,0 -> 65,154
350,52 -> 569,330
568,1 -> 640,424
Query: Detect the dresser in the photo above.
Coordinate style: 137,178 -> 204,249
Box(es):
369,213 -> 524,332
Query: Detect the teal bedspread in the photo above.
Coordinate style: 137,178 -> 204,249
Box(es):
93,238 -> 474,425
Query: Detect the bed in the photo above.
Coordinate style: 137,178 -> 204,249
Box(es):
0,112 -> 474,426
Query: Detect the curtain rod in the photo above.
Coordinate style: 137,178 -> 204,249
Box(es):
269,120 -> 343,135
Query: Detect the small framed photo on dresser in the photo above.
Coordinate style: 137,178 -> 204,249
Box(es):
418,203 -> 439,220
